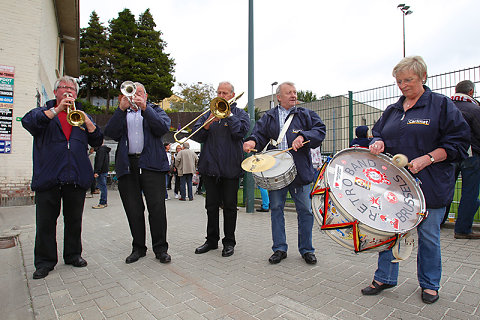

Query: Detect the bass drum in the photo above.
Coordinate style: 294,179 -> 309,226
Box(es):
311,147 -> 426,253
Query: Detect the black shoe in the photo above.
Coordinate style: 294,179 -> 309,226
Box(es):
269,250 -> 287,264
65,257 -> 88,268
256,208 -> 269,212
195,242 -> 218,254
222,245 -> 234,257
361,280 -> 395,295
302,252 -> 317,264
33,267 -> 53,279
156,252 -> 171,263
421,288 -> 439,304
125,251 -> 146,264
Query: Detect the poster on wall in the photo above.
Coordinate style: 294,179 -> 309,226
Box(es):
0,108 -> 12,153
0,65 -> 14,153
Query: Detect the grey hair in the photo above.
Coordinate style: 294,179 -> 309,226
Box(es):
133,82 -> 147,96
54,76 -> 79,94
455,80 -> 475,95
276,82 -> 296,95
218,81 -> 234,93
182,142 -> 190,149
392,56 -> 428,83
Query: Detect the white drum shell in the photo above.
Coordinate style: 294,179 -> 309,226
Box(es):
253,150 -> 296,190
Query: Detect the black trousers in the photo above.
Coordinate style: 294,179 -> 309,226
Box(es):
34,185 -> 86,269
204,176 -> 239,246
118,156 -> 168,254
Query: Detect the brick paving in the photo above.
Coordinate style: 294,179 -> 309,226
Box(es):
1,190 -> 480,319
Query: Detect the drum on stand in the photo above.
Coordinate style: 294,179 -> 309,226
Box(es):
252,149 -> 296,190
311,147 -> 426,253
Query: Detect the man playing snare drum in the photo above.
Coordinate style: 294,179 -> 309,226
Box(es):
243,82 -> 326,265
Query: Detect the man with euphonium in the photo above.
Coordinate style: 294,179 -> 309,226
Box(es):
22,75 -> 103,279
104,81 -> 172,264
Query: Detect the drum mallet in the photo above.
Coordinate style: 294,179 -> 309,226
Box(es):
272,140 -> 311,157
391,154 -> 413,168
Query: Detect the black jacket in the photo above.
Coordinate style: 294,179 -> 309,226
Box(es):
454,99 -> 480,155
94,145 -> 111,174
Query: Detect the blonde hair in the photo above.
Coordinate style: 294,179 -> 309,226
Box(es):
392,56 -> 428,83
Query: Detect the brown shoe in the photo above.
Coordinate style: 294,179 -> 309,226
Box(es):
92,204 -> 107,209
454,232 -> 480,239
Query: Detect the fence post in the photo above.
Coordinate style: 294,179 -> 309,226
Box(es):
348,91 -> 353,144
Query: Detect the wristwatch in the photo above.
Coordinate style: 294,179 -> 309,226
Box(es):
427,153 -> 435,163
49,107 -> 58,116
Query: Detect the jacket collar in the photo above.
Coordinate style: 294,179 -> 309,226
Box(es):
394,85 -> 432,110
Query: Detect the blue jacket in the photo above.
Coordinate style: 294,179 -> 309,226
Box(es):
104,102 -> 171,178
191,103 -> 250,178
349,125 -> 372,147
246,106 -> 326,186
371,86 -> 470,208
21,99 -> 104,191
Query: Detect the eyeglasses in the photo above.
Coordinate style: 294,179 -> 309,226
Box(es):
57,85 -> 76,91
396,78 -> 415,86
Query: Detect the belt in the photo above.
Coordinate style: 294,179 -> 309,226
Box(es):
128,153 -> 142,158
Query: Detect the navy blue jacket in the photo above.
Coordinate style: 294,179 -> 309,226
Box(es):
246,106 -> 326,186
21,100 -> 103,191
191,103 -> 250,178
349,125 -> 372,147
104,102 -> 171,178
371,86 -> 470,208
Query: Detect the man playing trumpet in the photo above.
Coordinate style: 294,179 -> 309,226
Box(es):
104,82 -> 172,264
22,76 -> 103,279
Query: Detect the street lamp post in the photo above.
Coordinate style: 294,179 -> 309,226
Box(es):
270,81 -> 278,109
398,4 -> 413,57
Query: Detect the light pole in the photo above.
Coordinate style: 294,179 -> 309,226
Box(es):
398,4 -> 412,57
270,81 -> 278,109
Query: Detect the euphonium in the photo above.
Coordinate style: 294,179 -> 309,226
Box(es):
65,92 -> 85,127
120,81 -> 139,110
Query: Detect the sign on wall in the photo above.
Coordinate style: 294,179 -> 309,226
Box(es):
0,65 -> 14,153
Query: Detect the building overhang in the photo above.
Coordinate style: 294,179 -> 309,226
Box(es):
54,0 -> 80,77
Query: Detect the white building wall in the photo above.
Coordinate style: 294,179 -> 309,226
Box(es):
0,0 -> 60,205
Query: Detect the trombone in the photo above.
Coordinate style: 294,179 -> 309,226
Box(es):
65,92 -> 85,127
174,92 -> 244,144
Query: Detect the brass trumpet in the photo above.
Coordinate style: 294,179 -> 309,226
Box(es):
174,92 -> 244,144
65,92 -> 85,127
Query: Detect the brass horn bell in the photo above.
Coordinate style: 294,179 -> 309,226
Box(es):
65,93 -> 85,127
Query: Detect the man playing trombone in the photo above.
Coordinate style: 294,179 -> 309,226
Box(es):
104,81 -> 172,264
192,81 -> 250,257
22,76 -> 103,279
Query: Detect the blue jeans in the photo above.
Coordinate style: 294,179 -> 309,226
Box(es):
374,207 -> 445,291
258,186 -> 269,210
165,175 -> 169,199
180,174 -> 193,200
455,155 -> 480,234
269,184 -> 314,255
96,173 -> 108,205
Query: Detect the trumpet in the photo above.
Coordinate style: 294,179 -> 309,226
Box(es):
65,92 -> 85,127
174,92 -> 244,144
120,81 -> 138,110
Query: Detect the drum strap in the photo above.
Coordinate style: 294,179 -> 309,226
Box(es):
391,232 -> 415,263
267,113 -> 295,151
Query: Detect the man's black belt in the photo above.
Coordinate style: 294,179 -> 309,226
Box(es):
128,153 -> 141,158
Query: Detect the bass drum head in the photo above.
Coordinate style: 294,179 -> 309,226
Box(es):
324,148 -> 425,233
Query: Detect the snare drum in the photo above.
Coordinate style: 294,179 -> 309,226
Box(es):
311,147 -> 426,253
253,149 -> 296,190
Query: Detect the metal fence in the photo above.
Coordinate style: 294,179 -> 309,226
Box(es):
249,65 -> 480,221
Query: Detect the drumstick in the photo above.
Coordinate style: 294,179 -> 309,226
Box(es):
272,140 -> 310,157
392,154 -> 413,168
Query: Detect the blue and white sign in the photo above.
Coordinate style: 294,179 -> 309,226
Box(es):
0,140 -> 11,153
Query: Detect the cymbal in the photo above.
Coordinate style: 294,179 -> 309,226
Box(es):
241,154 -> 276,172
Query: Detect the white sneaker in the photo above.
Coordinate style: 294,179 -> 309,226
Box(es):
174,194 -> 179,199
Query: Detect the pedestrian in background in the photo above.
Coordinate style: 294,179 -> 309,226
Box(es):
92,144 -> 111,209
175,142 -> 198,201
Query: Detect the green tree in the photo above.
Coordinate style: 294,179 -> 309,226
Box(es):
108,9 -> 138,94
171,82 -> 215,112
133,9 -> 175,101
79,11 -> 110,106
297,90 -> 318,102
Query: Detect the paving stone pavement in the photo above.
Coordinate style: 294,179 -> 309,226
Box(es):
1,190 -> 480,319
